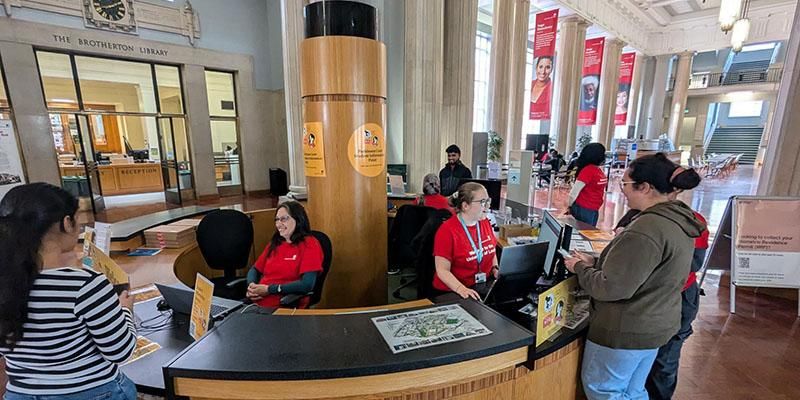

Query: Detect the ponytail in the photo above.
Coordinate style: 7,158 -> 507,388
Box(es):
448,182 -> 485,211
628,153 -> 701,194
0,183 -> 78,349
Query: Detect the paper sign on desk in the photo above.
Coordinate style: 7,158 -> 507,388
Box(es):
388,175 -> 405,195
579,230 -> 615,242
87,242 -> 129,295
536,277 -> 577,347
94,222 -> 112,254
189,273 -> 214,340
590,241 -> 610,253
82,227 -> 95,269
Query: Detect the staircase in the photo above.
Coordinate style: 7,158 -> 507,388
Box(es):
722,60 -> 771,85
705,126 -> 763,165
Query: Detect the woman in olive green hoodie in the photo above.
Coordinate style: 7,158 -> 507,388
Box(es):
564,153 -> 705,400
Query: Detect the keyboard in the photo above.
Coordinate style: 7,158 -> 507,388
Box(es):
210,303 -> 229,316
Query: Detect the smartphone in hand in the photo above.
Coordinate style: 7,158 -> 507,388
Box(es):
557,248 -> 574,259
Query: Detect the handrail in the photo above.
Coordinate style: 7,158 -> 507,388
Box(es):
668,66 -> 783,90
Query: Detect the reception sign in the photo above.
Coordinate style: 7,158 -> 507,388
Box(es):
529,9 -> 559,120
615,52 -> 636,126
577,37 -> 605,126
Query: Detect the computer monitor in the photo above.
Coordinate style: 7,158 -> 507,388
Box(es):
386,164 -> 408,183
538,210 -> 564,279
458,178 -> 501,210
498,242 -> 549,277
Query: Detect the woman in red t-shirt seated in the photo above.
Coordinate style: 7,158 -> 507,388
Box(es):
414,173 -> 453,213
432,182 -> 498,300
568,143 -> 608,227
246,201 -> 323,308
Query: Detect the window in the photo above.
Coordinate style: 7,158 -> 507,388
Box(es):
75,56 -> 156,113
205,70 -> 241,190
728,100 -> 763,118
473,31 -> 491,132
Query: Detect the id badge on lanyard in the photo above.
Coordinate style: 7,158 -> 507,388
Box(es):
459,216 -> 485,283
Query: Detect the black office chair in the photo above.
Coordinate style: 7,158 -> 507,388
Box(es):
411,209 -> 453,300
279,230 -> 332,308
196,209 -> 254,300
389,205 -> 437,299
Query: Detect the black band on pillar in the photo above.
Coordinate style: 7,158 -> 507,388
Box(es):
304,0 -> 377,40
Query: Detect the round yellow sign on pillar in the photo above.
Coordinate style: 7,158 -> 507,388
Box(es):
347,123 -> 385,177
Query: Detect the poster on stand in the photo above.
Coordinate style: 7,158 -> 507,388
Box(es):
529,9 -> 559,120
0,119 -> 25,200
577,37 -> 606,126
615,53 -> 636,126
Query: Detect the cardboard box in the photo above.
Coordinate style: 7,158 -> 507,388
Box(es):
500,224 -> 532,240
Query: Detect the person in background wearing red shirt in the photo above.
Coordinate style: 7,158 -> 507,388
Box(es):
246,201 -> 323,308
568,143 -> 608,226
612,166 -> 707,400
432,182 -> 498,300
414,174 -> 453,213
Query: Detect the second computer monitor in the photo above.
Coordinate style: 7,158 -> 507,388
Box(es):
538,210 -> 564,279
458,178 -> 501,210
498,241 -> 549,278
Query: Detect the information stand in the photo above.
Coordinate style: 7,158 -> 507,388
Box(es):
705,196 -> 800,315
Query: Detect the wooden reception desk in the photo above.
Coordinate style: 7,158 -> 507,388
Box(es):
60,163 -> 164,196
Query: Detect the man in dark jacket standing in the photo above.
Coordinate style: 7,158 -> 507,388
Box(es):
439,145 -> 472,197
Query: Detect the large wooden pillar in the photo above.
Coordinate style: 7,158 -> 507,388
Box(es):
300,1 -> 388,307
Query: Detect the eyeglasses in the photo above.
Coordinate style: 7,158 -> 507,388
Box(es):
619,180 -> 636,190
274,216 -> 292,223
472,198 -> 492,207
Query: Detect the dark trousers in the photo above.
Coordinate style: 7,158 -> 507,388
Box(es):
645,282 -> 700,400
569,203 -> 599,227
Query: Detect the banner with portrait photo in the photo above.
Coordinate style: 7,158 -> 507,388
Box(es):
577,37 -> 605,126
614,53 -> 636,126
529,9 -> 559,120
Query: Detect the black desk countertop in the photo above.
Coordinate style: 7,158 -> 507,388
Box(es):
164,299 -> 534,381
105,206 -> 217,241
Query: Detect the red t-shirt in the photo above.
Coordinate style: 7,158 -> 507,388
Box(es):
415,194 -> 454,213
575,165 -> 608,211
253,236 -> 323,307
684,211 -> 710,291
432,216 -> 497,291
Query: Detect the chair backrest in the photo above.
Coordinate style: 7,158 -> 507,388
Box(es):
196,209 -> 254,279
412,209 -> 453,299
389,205 -> 436,269
308,230 -> 332,307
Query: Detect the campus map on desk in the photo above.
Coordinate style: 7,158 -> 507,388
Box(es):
372,304 -> 493,354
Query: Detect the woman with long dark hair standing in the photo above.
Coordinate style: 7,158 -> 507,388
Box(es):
568,143 -> 608,226
0,183 -> 137,400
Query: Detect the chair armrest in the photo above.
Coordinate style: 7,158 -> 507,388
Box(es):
280,292 -> 311,307
226,277 -> 247,289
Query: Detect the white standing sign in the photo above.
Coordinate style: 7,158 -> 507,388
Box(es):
0,119 -> 25,200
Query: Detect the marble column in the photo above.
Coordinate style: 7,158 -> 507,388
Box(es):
634,56 -> 656,139
181,64 -> 219,199
645,54 -> 671,139
403,0 -> 444,192
280,0 -> 306,190
626,53 -> 645,137
551,16 -> 589,154
596,38 -> 626,148
440,0 -> 478,171
487,0 -> 529,161
758,5 -> 800,196
505,0 -> 531,158
666,51 -> 693,148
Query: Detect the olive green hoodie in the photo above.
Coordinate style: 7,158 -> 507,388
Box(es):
574,201 -> 705,349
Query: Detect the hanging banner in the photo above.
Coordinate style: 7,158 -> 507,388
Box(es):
615,53 -> 636,126
529,9 -> 559,121
577,37 -> 605,126
0,119 -> 25,200
302,122 -> 327,177
733,198 -> 800,288
347,123 -> 385,177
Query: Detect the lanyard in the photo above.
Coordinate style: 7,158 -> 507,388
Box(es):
458,215 -> 483,267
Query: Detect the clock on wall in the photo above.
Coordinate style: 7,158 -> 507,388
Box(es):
83,0 -> 138,34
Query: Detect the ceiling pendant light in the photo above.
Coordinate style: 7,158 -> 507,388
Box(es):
719,0 -> 744,32
731,18 -> 751,52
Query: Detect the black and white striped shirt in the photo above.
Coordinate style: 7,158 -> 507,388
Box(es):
0,267 -> 137,395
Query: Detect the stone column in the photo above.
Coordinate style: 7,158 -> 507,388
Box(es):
487,0 -> 529,161
181,64 -> 219,199
758,6 -> 800,196
505,0 -> 531,157
596,38 -> 626,148
0,42 -> 60,185
626,53 -> 645,137
440,0 -> 478,171
645,54 -> 671,139
280,0 -> 306,190
551,16 -> 589,154
403,0 -> 444,191
634,56 -> 656,139
666,51 -> 693,148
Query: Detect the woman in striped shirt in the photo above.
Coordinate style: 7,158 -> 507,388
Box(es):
0,183 -> 137,400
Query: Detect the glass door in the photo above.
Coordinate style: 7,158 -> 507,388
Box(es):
76,115 -> 105,212
157,117 -> 182,205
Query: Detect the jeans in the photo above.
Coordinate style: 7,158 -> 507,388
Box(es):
645,282 -> 700,400
4,372 -> 137,400
582,340 -> 659,400
570,203 -> 599,227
